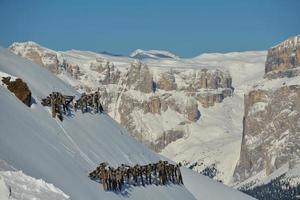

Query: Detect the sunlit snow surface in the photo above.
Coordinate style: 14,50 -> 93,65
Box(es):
0,47 -> 255,199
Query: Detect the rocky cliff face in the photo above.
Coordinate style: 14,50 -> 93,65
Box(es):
265,35 -> 300,79
8,41 -> 234,152
234,35 -> 300,183
126,61 -> 153,93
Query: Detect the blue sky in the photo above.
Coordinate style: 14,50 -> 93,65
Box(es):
0,0 -> 299,57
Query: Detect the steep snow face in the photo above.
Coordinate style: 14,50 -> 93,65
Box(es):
0,47 -> 255,200
182,167 -> 256,200
130,49 -> 179,59
0,170 -> 70,200
0,176 -> 9,200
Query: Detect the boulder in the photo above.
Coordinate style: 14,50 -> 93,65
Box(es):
2,77 -> 32,107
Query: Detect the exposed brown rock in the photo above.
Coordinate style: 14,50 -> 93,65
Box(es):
157,71 -> 177,91
265,35 -> 300,77
9,42 -> 60,74
2,77 -> 32,107
185,99 -> 200,122
147,96 -> 161,114
126,61 -> 153,93
234,85 -> 300,182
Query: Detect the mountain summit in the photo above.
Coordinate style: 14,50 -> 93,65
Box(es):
130,49 -> 179,59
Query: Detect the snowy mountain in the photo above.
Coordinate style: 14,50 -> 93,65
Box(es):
8,41 -> 267,186
8,35 -> 300,199
130,49 -> 179,59
0,46 -> 255,199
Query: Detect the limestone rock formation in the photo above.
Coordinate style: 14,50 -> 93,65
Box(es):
156,70 -> 177,91
234,35 -> 300,183
265,35 -> 300,77
9,42 -> 60,74
234,85 -> 300,182
180,69 -> 232,91
185,98 -> 200,121
147,96 -> 161,114
126,60 -> 153,93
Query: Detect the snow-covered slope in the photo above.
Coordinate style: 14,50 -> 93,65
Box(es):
0,170 -> 69,200
161,93 -> 244,184
182,167 -> 256,200
0,46 -> 255,199
0,176 -> 9,200
192,51 -> 267,87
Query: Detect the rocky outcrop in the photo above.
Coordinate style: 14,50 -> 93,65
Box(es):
9,42 -> 60,74
181,69 -> 232,91
155,69 -> 233,107
265,35 -> 300,78
2,77 -> 32,107
116,92 -> 200,151
185,99 -> 200,121
60,59 -> 82,79
193,88 -> 232,108
156,71 -> 177,91
89,60 -> 121,84
147,96 -> 161,114
126,61 -> 153,93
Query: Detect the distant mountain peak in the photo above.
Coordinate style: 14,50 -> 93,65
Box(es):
130,49 -> 179,59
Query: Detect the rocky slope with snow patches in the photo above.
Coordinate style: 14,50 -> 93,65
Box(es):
9,42 -> 237,154
232,35 -> 300,199
0,46 -> 255,200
